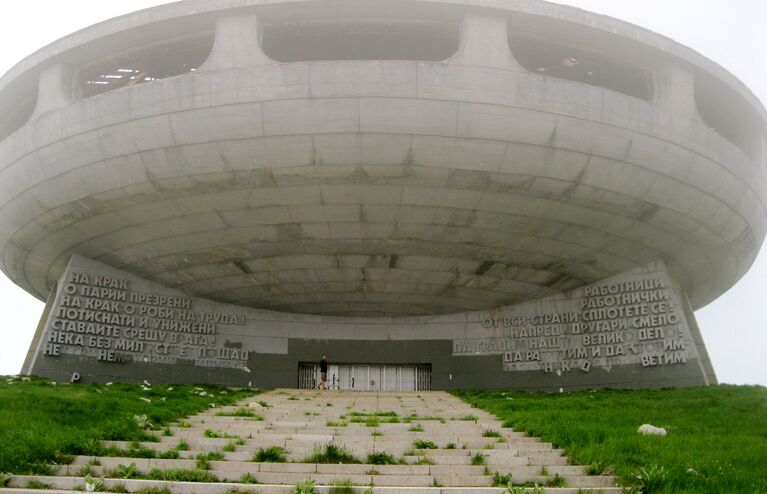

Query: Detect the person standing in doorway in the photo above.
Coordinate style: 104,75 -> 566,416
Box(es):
318,354 -> 329,389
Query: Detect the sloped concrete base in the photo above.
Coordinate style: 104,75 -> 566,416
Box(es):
24,255 -> 715,390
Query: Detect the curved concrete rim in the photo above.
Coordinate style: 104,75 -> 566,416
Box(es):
0,0 -> 765,126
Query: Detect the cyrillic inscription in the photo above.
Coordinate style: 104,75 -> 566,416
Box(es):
454,270 -> 697,374
42,270 -> 250,369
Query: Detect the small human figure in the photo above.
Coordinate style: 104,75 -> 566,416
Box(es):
317,354 -> 328,390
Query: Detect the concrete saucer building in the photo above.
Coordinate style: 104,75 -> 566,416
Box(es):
0,0 -> 765,390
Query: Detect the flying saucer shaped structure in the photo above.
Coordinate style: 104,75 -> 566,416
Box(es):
2,0 -> 764,389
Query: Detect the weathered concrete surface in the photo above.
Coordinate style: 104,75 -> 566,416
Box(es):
0,1 -> 765,320
0,0 -> 765,340
24,255 -> 715,390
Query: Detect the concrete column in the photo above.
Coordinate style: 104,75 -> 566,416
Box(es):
449,14 -> 523,70
31,63 -> 74,118
201,14 -> 271,70
656,64 -> 697,119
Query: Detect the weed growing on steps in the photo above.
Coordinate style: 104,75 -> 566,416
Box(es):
239,472 -> 259,484
110,482 -> 129,493
407,424 -> 423,432
145,468 -> 219,482
222,438 -> 245,452
83,473 -> 105,492
195,451 -> 223,469
304,443 -> 360,464
453,385 -> 767,494
25,479 -> 52,489
366,452 -> 397,465
174,440 -> 189,451
136,487 -> 171,494
215,408 -> 262,419
203,429 -> 239,439
0,377 -> 254,474
257,400 -> 271,408
493,472 -> 511,487
544,473 -> 566,487
471,452 -> 486,466
112,463 -> 139,479
482,429 -> 501,438
413,439 -> 437,449
329,478 -> 355,494
253,446 -> 288,463
293,479 -> 317,494
0,473 -> 12,487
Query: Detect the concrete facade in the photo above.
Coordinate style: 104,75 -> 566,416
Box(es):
1,0 -> 766,388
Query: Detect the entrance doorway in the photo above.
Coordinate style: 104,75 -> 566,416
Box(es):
298,363 -> 431,391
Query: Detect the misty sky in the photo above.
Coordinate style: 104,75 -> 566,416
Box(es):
0,0 -> 764,386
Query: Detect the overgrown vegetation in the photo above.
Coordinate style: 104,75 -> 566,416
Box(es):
329,478 -> 355,494
413,440 -> 438,450
304,443 -> 360,464
215,408 -> 262,420
454,385 -> 767,494
252,446 -> 287,463
0,376 -> 254,473
145,468 -> 219,482
293,479 -> 317,494
366,452 -> 398,465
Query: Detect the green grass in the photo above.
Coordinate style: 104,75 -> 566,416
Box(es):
304,443 -> 360,464
0,376 -> 254,473
413,439 -> 438,449
329,478 -> 355,494
215,408 -> 262,419
253,446 -> 288,463
454,385 -> 767,494
203,429 -> 239,438
366,451 -> 397,465
145,468 -> 219,482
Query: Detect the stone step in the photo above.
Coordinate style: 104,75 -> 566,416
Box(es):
6,475 -> 623,493
60,466 -> 605,487
98,441 -> 558,459
65,456 -> 586,478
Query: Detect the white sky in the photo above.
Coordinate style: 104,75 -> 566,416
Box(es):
0,1 -> 764,385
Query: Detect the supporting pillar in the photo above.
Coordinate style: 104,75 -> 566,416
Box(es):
656,64 -> 698,120
31,63 -> 74,118
449,14 -> 523,70
200,14 -> 271,70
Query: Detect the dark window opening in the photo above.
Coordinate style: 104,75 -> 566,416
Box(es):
0,84 -> 37,141
261,19 -> 459,62
696,76 -> 763,160
509,34 -> 654,101
77,33 -> 214,99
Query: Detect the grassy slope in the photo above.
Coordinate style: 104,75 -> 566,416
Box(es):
454,385 -> 767,494
0,376 -> 255,474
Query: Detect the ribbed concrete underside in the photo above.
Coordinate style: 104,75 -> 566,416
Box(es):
1,0 -> 766,318
5,389 -> 621,493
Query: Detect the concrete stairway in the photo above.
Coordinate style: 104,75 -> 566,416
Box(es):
4,389 -> 620,493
